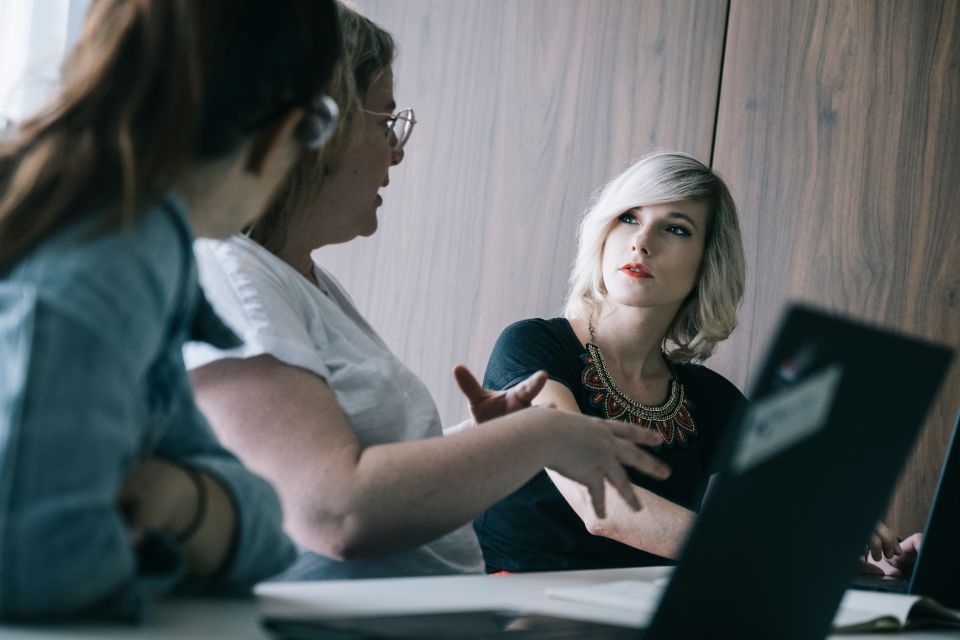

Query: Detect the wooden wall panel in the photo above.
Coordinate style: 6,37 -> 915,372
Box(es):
711,0 -> 960,533
317,1 -> 728,426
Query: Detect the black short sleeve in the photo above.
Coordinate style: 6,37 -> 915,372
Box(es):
482,318 -> 585,393
475,316 -> 747,574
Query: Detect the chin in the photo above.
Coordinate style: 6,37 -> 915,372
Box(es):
359,215 -> 379,237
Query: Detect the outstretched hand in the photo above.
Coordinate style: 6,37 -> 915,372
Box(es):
453,365 -> 548,424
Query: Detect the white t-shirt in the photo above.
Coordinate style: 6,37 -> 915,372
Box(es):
184,234 -> 484,579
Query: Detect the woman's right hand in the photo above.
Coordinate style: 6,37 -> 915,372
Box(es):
540,408 -> 670,519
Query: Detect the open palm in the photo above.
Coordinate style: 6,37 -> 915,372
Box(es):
453,365 -> 548,424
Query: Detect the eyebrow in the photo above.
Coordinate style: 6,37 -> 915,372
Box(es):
668,212 -> 699,231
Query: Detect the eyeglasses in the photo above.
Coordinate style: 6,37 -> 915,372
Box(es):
363,108 -> 417,152
299,95 -> 340,150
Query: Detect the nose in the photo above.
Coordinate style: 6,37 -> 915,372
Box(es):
629,226 -> 654,256
390,147 -> 404,166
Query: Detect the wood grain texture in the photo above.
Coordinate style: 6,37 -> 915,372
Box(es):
711,0 -> 960,533
316,0 -> 728,426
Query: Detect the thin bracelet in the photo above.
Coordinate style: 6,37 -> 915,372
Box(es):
176,466 -> 207,543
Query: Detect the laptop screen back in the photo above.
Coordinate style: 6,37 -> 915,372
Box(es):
909,407 -> 960,607
646,304 -> 952,640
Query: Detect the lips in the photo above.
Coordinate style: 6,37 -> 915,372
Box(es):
620,262 -> 653,279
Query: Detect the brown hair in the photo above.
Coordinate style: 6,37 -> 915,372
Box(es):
0,0 -> 340,271
249,2 -> 395,254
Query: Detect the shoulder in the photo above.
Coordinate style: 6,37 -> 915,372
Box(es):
9,195 -> 192,353
494,317 -> 574,349
187,237 -> 342,381
676,363 -> 743,396
194,234 -> 299,305
484,317 -> 583,390
489,317 -> 580,365
676,362 -> 746,411
192,235 -> 305,336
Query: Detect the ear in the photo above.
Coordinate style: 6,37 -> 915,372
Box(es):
244,108 -> 305,175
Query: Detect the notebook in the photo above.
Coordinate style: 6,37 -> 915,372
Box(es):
851,404 -> 960,608
262,304 -> 953,640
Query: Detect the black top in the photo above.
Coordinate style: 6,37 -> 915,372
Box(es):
474,318 -> 745,573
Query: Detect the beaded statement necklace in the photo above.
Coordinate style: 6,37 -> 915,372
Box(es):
581,317 -> 697,448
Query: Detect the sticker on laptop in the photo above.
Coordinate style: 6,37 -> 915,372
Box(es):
733,364 -> 843,473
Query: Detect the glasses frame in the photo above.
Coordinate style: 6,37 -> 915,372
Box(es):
363,107 -> 417,152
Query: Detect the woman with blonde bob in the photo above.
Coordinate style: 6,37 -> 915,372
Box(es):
476,151 -> 916,574
474,151 -> 748,572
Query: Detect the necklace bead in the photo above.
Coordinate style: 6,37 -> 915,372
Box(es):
583,315 -> 697,447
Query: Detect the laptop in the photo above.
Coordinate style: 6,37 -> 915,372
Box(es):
262,304 -> 953,640
851,405 -> 960,608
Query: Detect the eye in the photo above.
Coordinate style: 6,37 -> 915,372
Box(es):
617,212 -> 638,225
665,224 -> 692,237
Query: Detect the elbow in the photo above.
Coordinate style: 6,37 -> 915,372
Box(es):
318,527 -> 367,562
583,515 -> 616,539
293,510 -> 379,562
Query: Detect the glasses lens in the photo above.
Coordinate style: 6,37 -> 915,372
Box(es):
389,108 -> 415,151
386,125 -> 400,150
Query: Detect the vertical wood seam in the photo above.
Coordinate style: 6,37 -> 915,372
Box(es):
708,0 -> 733,168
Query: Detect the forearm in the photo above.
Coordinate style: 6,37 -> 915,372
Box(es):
293,408 -> 556,559
178,453 -> 295,589
550,472 -> 695,560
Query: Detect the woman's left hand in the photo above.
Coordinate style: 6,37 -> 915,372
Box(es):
453,365 -> 548,424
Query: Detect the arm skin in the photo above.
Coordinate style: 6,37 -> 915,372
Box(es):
537,380 -> 695,560
190,355 -> 670,561
117,458 -> 236,577
536,380 -> 921,567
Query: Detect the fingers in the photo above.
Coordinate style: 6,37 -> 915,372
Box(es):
587,479 -> 607,520
901,532 -> 923,554
605,465 -> 641,511
617,439 -> 671,480
510,370 -> 548,404
605,420 -> 664,448
873,521 -> 902,558
452,365 -> 485,403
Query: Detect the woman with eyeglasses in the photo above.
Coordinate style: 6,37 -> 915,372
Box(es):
0,0 -> 340,620
184,4 -> 670,581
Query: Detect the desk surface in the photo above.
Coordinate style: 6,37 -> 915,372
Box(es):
0,567 -> 955,639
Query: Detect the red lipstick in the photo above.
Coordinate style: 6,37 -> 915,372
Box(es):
620,262 -> 653,279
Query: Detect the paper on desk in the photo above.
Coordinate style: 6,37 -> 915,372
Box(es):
832,590 -> 960,633
545,579 -> 664,614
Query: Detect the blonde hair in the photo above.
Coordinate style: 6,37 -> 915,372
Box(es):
564,151 -> 746,362
250,2 -> 394,252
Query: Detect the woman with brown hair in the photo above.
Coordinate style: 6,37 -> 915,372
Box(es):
0,0 -> 340,621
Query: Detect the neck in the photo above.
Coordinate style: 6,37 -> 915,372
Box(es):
584,303 -> 681,380
269,191 -> 336,283
275,235 -> 316,282
176,156 -> 241,238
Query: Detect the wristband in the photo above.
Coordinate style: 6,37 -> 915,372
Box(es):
176,466 -> 207,543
